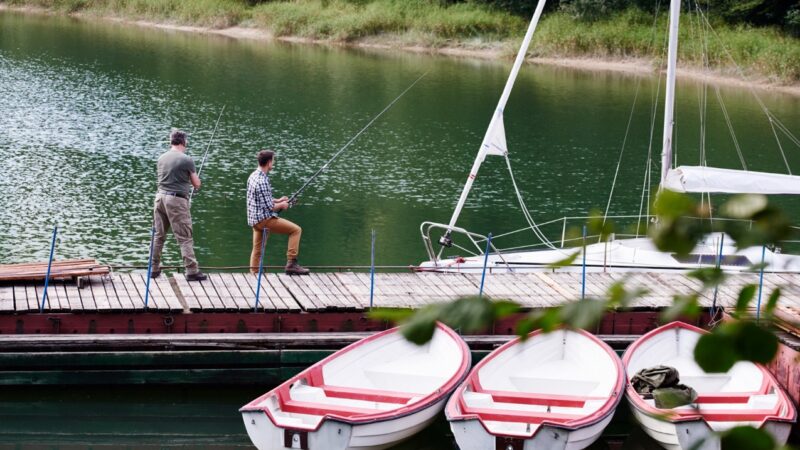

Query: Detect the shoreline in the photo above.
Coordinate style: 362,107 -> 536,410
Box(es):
1,4 -> 799,97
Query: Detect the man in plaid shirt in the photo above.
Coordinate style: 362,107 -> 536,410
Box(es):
247,150 -> 309,275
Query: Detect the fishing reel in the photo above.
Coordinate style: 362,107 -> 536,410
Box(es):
438,232 -> 453,248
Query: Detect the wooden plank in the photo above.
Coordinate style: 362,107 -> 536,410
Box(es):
85,275 -> 112,312
295,275 -> 338,310
103,274 -> 128,311
231,272 -> 260,311
311,274 -> 353,309
0,285 -> 14,313
332,272 -> 371,308
205,274 -> 236,311
172,274 -> 202,311
233,272 -> 280,311
184,276 -> 218,311
62,280 -> 85,311
118,273 -> 146,311
320,273 -> 363,310
24,284 -> 40,311
278,274 -> 320,311
217,273 -> 247,311
150,276 -> 183,312
130,273 -> 164,311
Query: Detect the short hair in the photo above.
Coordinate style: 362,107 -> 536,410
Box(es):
258,150 -> 275,167
170,129 -> 187,146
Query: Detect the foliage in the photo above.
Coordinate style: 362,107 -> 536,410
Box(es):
373,191 -> 796,447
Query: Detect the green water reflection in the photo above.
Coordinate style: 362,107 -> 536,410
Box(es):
0,385 -> 666,449
1,11 -> 798,269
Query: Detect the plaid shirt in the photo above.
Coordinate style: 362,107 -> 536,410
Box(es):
246,169 -> 276,226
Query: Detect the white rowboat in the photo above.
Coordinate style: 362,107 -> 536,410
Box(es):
623,321 -> 797,450
447,328 -> 625,450
240,323 -> 470,450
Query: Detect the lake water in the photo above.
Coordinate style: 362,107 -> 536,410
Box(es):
1,11 -> 799,269
1,10 -> 799,449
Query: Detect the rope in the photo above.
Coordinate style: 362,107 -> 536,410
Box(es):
504,155 -> 557,250
715,85 -> 747,170
602,80 -> 642,229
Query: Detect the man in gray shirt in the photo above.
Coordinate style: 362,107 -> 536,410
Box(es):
151,129 -> 206,281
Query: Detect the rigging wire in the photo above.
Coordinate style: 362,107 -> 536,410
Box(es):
636,0 -> 665,235
504,155 -> 557,250
715,85 -> 747,170
692,5 -> 798,174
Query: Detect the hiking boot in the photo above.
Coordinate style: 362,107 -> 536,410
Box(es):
285,259 -> 310,275
149,270 -> 161,279
186,272 -> 208,282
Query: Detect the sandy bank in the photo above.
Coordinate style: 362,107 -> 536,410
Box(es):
1,4 -> 798,97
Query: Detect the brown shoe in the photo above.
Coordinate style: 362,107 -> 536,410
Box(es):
285,259 -> 310,275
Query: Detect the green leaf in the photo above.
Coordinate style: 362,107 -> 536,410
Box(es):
560,299 -> 607,330
439,296 -> 495,334
654,190 -> 697,218
732,321 -> 778,365
492,300 -> 521,318
586,211 -> 615,242
694,330 -> 738,372
606,280 -> 647,308
735,285 -> 757,315
661,294 -> 700,322
720,426 -> 775,450
368,307 -> 414,323
687,267 -> 726,289
515,316 -> 537,339
547,250 -> 580,269
764,288 -> 781,315
400,305 -> 441,345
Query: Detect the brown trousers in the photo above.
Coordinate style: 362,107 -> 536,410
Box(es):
250,217 -> 302,273
152,194 -> 199,275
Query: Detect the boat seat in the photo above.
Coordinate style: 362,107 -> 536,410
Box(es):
280,399 -> 383,418
479,388 -> 606,408
321,384 -> 419,405
459,395 -> 583,424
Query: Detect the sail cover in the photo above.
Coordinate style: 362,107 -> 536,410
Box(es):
663,166 -> 800,194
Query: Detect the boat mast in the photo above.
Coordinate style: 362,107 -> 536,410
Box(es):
439,0 -> 548,247
660,0 -> 681,186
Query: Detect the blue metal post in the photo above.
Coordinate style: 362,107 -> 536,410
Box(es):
40,224 -> 58,313
479,233 -> 493,298
254,228 -> 268,312
144,226 -> 155,309
369,229 -> 376,308
581,225 -> 587,300
756,245 -> 766,322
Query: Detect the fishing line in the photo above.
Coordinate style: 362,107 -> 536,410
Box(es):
191,104 -> 226,199
288,71 -> 429,205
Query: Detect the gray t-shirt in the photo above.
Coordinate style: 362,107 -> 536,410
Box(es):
157,150 -> 196,195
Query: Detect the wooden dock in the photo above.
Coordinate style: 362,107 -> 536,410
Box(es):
1,271 -> 800,314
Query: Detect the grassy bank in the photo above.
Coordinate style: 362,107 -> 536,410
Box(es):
2,0 -> 799,83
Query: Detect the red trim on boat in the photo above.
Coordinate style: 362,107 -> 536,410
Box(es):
321,385 -> 416,404
240,323 -> 471,431
622,321 -> 797,426
446,327 -> 625,438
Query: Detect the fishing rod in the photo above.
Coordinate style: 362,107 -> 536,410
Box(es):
191,104 -> 226,198
288,71 -> 429,206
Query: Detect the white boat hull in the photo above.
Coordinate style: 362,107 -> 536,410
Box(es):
623,322 -> 797,450
450,411 -> 614,450
419,234 -> 800,274
241,324 -> 471,450
243,397 -> 446,450
629,400 -> 795,450
447,329 -> 624,450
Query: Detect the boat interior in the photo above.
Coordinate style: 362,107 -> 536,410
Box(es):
254,327 -> 465,429
458,329 -> 620,437
626,324 -> 790,425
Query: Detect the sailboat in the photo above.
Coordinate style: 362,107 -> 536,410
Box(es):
417,0 -> 800,274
